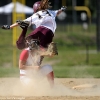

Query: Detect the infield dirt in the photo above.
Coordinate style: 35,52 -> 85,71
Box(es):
0,78 -> 100,100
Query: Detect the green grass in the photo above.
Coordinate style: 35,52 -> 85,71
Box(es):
44,45 -> 100,66
0,24 -> 100,78
55,24 -> 96,46
53,66 -> 100,78
0,65 -> 100,78
0,67 -> 19,77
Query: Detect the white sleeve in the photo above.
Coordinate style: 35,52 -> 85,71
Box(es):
48,10 -> 58,17
23,16 -> 32,26
24,14 -> 38,25
53,10 -> 59,16
24,16 -> 32,22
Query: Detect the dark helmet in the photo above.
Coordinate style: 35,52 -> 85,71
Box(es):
33,1 -> 41,13
26,39 -> 40,50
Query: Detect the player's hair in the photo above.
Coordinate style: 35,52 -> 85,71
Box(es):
33,0 -> 52,13
38,0 -> 52,11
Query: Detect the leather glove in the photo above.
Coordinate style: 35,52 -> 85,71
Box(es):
1,25 -> 10,29
47,42 -> 58,55
16,20 -> 29,29
61,6 -> 67,11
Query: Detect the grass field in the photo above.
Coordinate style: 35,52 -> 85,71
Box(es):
0,24 -> 100,78
1,65 -> 100,78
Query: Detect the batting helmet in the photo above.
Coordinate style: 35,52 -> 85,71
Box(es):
27,39 -> 40,50
33,1 -> 41,13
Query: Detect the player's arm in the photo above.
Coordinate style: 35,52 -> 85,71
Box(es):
1,16 -> 32,30
19,50 -> 33,70
19,60 -> 34,70
19,49 -> 40,70
1,22 -> 19,30
19,60 -> 40,70
19,60 -> 27,70
10,23 -> 19,29
19,50 -> 29,70
1,21 -> 29,30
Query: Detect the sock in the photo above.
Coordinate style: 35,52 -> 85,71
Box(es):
47,71 -> 54,87
16,29 -> 27,49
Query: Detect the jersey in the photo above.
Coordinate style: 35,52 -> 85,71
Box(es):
24,10 -> 58,33
19,48 -> 43,66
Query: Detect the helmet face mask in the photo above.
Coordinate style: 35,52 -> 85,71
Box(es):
26,39 -> 40,50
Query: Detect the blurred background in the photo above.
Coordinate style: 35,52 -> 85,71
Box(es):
0,0 -> 100,78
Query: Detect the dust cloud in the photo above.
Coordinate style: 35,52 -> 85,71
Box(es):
0,77 -> 100,97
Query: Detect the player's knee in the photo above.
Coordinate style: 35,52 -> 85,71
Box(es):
40,65 -> 53,75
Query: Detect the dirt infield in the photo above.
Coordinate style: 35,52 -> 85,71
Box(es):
0,78 -> 100,100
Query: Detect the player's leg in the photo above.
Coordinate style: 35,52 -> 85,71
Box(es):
16,20 -> 29,49
16,28 -> 27,49
26,26 -> 58,56
40,65 -> 54,87
26,26 -> 54,48
20,69 -> 32,86
46,71 -> 54,87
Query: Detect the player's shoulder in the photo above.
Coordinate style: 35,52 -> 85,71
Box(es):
21,48 -> 29,55
47,9 -> 56,12
36,10 -> 44,15
47,9 -> 57,14
47,9 -> 58,17
30,13 -> 38,18
20,48 -> 29,60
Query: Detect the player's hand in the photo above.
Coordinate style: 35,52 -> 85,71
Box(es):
16,20 -> 29,29
1,25 -> 10,29
61,6 -> 67,11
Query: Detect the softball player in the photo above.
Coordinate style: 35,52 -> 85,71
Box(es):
19,39 -> 54,87
2,0 -> 67,55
